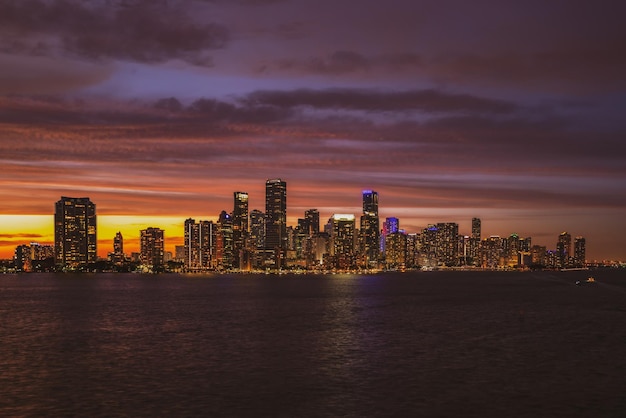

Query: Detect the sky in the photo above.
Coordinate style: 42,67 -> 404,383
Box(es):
0,0 -> 625,261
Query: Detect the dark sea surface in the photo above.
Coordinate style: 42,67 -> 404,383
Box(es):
1,270 -> 625,417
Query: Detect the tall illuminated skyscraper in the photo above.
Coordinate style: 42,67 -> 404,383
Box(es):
54,196 -> 97,269
114,232 -> 123,257
265,179 -> 287,251
111,231 -> 125,264
574,236 -> 586,267
232,192 -> 249,269
184,218 -> 214,271
304,209 -> 320,235
360,190 -> 380,267
471,218 -> 481,240
217,210 -> 234,269
557,232 -> 572,268
140,227 -> 164,268
249,209 -> 265,250
328,214 -> 356,269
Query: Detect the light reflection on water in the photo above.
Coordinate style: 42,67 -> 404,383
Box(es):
1,271 -> 625,417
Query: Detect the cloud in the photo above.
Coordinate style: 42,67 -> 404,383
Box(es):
0,233 -> 44,239
275,50 -> 423,75
0,0 -> 229,66
244,88 -> 518,114
0,53 -> 113,95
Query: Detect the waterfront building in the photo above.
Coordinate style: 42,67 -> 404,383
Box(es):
184,218 -> 215,271
435,223 -> 459,266
360,190 -> 380,268
265,179 -> 287,251
481,236 -> 503,269
216,211 -> 234,270
232,192 -> 249,269
557,232 -> 572,268
249,209 -> 265,250
110,231 -> 125,264
574,236 -> 586,267
140,227 -> 164,268
54,196 -> 97,269
385,231 -> 407,269
175,245 -> 185,262
472,218 -> 481,240
14,245 -> 31,271
327,214 -> 356,269
381,217 -> 399,257
531,245 -> 547,267
265,179 -> 287,268
304,209 -> 320,236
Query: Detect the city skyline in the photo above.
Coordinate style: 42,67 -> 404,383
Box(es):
1,1 -> 625,261
1,187 -> 602,266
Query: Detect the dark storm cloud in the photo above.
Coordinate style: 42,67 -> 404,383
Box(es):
0,0 -> 228,65
244,88 -> 518,114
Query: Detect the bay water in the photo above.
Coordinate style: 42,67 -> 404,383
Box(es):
1,270 -> 625,417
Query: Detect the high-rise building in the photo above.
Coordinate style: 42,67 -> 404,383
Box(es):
385,231 -> 407,269
54,196 -> 97,269
111,231 -> 125,264
304,209 -> 320,236
469,218 -> 482,266
557,232 -> 572,268
574,236 -> 586,267
381,217 -> 399,256
481,236 -> 503,269
360,190 -> 380,267
140,227 -> 164,268
232,192 -> 249,269
471,218 -> 481,240
14,244 -> 31,271
531,245 -> 547,267
114,231 -> 123,256
249,209 -> 265,250
184,218 -> 215,271
435,222 -> 459,266
265,179 -> 287,251
328,214 -> 356,269
216,211 -> 234,269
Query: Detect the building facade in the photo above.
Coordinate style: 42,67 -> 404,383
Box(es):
54,196 -> 97,269
140,227 -> 164,268
360,190 -> 380,268
265,179 -> 287,268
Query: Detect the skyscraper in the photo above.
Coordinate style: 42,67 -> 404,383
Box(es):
140,227 -> 164,268
469,218 -> 482,266
217,210 -> 234,269
557,232 -> 572,268
249,209 -> 265,250
114,232 -> 123,256
232,192 -> 249,269
471,217 -> 481,240
112,231 -> 124,264
574,236 -> 586,267
265,178 -> 287,251
435,222 -> 459,266
360,190 -> 380,267
54,196 -> 97,269
328,214 -> 356,269
304,209 -> 320,236
184,218 -> 214,271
